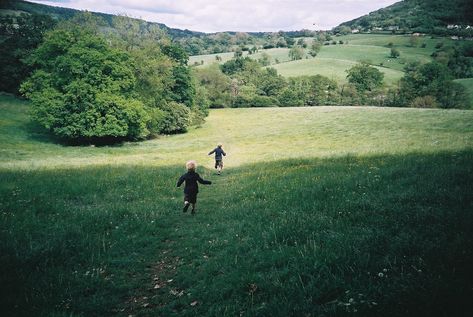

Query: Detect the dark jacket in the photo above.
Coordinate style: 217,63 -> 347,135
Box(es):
208,147 -> 226,160
177,171 -> 211,195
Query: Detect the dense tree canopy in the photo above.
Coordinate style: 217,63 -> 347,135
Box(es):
346,63 -> 384,92
20,27 -> 149,141
0,13 -> 55,94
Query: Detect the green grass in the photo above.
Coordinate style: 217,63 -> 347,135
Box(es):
455,78 -> 473,109
1,95 -> 473,316
269,58 -> 404,86
317,44 -> 433,72
189,34 -> 473,89
189,48 -> 294,68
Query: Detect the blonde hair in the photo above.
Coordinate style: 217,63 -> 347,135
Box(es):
217,143 -> 223,147
186,160 -> 197,171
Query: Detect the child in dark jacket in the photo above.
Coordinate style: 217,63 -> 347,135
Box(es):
208,143 -> 226,175
177,160 -> 211,214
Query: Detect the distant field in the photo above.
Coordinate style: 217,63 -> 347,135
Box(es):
269,57 -> 404,86
189,48 -> 295,67
188,34 -> 470,88
1,95 -> 473,316
335,33 -> 455,50
317,44 -> 432,72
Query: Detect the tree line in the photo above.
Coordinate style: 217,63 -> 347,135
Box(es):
194,56 -> 469,110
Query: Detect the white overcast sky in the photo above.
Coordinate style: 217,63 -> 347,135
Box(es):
29,0 -> 400,32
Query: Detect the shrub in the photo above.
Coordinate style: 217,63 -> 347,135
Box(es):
409,95 -> 440,108
390,47 -> 400,58
159,102 -> 191,134
20,28 -> 149,141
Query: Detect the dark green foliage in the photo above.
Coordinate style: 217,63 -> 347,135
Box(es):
346,63 -> 384,92
170,65 -> 195,108
398,61 -> 468,108
194,65 -> 232,108
256,68 -> 287,97
220,57 -> 254,76
338,0 -> 473,36
159,102 -> 191,134
278,75 -> 339,107
20,27 -> 150,141
0,13 -> 55,94
390,47 -> 400,58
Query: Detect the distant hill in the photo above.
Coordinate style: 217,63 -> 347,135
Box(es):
336,0 -> 473,35
0,0 -> 203,39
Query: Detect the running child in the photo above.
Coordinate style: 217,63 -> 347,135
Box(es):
177,160 -> 211,214
208,143 -> 226,175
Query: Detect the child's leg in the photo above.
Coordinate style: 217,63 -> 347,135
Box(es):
191,203 -> 196,214
183,200 -> 190,212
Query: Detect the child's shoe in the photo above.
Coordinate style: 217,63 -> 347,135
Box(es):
183,202 -> 190,213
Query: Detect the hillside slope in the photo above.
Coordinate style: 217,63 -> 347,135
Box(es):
338,0 -> 473,34
0,0 -> 202,38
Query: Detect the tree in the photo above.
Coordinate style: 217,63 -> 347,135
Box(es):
390,47 -> 400,58
288,46 -> 304,60
346,62 -> 384,92
399,61 -> 467,108
309,40 -> 321,57
258,52 -> 271,66
0,13 -> 56,94
20,27 -> 149,141
195,64 -> 231,108
409,35 -> 420,47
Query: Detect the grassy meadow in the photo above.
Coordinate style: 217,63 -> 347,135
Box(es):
1,94 -> 473,316
188,33 -> 465,88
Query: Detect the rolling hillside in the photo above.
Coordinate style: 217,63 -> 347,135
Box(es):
338,0 -> 473,34
0,0 -> 202,39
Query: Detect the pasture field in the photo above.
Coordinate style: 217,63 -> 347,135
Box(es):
1,94 -> 473,316
316,44 -> 433,72
189,34 -> 472,88
268,57 -> 404,86
189,48 -> 294,68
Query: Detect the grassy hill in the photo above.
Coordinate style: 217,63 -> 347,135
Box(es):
1,95 -> 473,316
0,0 -> 202,39
338,0 -> 473,34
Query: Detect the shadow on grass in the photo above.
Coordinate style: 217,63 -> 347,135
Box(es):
0,150 -> 472,316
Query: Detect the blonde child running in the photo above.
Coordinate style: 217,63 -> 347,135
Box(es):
177,160 -> 212,214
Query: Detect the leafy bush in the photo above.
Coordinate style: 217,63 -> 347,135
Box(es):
20,27 -> 150,141
346,62 -> 384,92
390,47 -> 400,58
409,95 -> 440,108
399,61 -> 468,108
159,102 -> 191,134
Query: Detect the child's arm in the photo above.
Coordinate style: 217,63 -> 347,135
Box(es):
197,175 -> 212,185
222,150 -> 226,156
208,149 -> 215,155
177,175 -> 185,187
